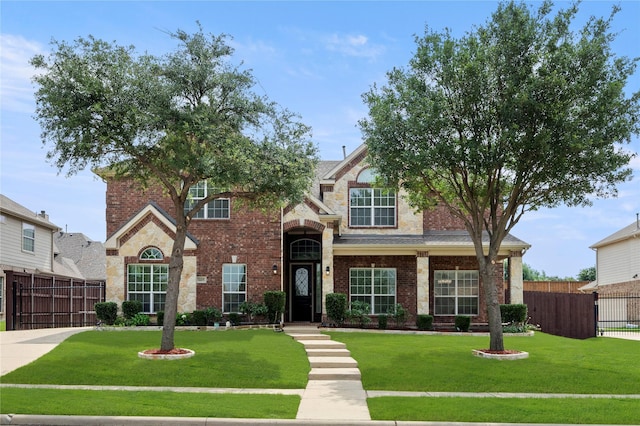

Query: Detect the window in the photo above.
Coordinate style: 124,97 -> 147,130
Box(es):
349,167 -> 396,227
184,181 -> 230,219
350,188 -> 396,227
290,239 -> 321,260
22,223 -> 35,252
349,268 -> 396,314
127,248 -> 168,313
434,270 -> 479,316
223,264 -> 246,313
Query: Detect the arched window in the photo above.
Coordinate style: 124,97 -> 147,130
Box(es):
356,168 -> 377,183
140,247 -> 163,260
290,239 -> 321,260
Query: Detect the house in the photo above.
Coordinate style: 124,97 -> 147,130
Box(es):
102,145 -> 530,325
54,232 -> 106,282
0,194 -> 106,327
585,218 -> 640,294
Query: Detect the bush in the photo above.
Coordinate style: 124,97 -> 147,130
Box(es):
122,300 -> 143,320
500,304 -> 528,324
264,291 -> 286,323
203,307 -> 222,325
239,301 -> 269,322
377,314 -> 388,330
176,312 -> 192,326
156,311 -> 164,326
126,313 -> 150,326
228,312 -> 241,326
416,314 -> 434,331
347,300 -> 371,328
94,302 -> 117,325
192,310 -> 207,326
455,315 -> 471,332
326,293 -> 347,326
392,303 -> 408,328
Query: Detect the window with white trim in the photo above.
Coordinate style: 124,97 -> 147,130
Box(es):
127,248 -> 167,313
185,181 -> 230,219
434,270 -> 479,316
349,268 -> 396,314
223,264 -> 246,313
22,223 -> 35,252
349,168 -> 396,227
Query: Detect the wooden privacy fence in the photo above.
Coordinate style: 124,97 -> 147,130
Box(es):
524,291 -> 596,339
523,281 -> 589,293
5,271 -> 105,330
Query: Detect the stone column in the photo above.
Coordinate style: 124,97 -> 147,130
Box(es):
416,251 -> 430,315
509,251 -> 524,304
321,223 -> 335,316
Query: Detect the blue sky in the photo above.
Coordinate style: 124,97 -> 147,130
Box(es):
1,1 -> 638,279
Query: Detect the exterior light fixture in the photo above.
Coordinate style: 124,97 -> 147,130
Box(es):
273,264 -> 278,275
325,266 -> 330,276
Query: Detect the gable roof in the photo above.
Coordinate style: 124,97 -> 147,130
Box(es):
0,194 -> 60,231
590,220 -> 640,249
105,202 -> 199,250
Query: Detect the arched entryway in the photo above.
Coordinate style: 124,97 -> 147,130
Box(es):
285,231 -> 323,322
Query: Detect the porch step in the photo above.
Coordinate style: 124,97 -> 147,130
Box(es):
297,340 -> 347,350
306,348 -> 351,357
309,367 -> 361,380
309,356 -> 358,368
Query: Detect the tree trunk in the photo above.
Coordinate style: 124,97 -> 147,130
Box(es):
160,220 -> 187,351
480,261 -> 504,351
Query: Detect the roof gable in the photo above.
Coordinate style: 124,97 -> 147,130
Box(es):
590,221 -> 640,249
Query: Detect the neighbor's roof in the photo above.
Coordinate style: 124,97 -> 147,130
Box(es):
54,231 -> 106,281
590,221 -> 640,249
0,194 -> 60,231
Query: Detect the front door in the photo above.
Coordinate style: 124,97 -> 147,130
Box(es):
291,264 -> 313,321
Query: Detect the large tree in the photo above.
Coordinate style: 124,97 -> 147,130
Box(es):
31,27 -> 318,351
360,1 -> 639,350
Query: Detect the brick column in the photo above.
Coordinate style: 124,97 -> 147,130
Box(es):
416,251 -> 430,315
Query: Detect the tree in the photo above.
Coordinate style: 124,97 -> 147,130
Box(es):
360,1 -> 639,351
31,27 -> 318,351
578,266 -> 597,282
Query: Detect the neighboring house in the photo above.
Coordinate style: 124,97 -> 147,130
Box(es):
584,218 -> 640,294
54,232 -> 106,282
0,194 -> 106,325
101,145 -> 529,325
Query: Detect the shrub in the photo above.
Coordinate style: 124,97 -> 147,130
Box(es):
416,314 -> 434,331
392,303 -> 408,328
455,315 -> 471,332
126,313 -> 150,326
500,304 -> 528,324
192,310 -> 207,326
203,307 -> 222,325
176,312 -> 192,326
326,293 -> 347,326
264,291 -> 286,323
156,311 -> 164,326
94,302 -> 117,325
347,301 -> 371,328
377,314 -> 388,330
228,312 -> 241,326
239,301 -> 268,322
122,300 -> 143,320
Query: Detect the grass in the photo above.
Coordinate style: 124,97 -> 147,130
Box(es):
0,320 -> 5,331
368,397 -> 640,424
1,329 -> 309,389
0,388 -> 299,418
327,331 -> 640,394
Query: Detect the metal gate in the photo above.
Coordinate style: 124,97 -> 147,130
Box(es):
596,293 -> 640,337
8,272 -> 105,330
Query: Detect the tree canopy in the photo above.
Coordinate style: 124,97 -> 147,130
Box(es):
360,1 -> 639,350
31,26 -> 319,350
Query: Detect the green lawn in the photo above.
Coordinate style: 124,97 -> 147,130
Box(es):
327,331 -> 640,394
2,329 -> 309,388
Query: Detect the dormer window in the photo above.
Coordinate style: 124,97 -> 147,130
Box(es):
185,181 -> 230,219
349,168 -> 396,227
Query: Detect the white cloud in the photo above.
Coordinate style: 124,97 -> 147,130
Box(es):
323,33 -> 385,59
0,34 -> 43,113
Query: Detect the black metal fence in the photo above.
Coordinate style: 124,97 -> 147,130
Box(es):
6,271 -> 105,330
596,293 -> 640,337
